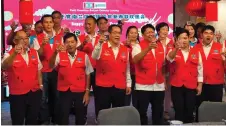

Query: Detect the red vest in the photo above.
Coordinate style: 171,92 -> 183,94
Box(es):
195,42 -> 224,84
57,51 -> 86,92
7,48 -> 40,95
96,43 -> 128,89
37,33 -> 62,72
169,48 -> 199,89
135,40 -> 165,84
224,40 -> 226,73
159,39 -> 175,75
79,34 -> 100,68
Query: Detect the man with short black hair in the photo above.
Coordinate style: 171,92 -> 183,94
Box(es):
195,25 -> 225,103
92,24 -> 132,116
49,33 -> 93,125
132,24 -> 166,125
33,14 -> 63,124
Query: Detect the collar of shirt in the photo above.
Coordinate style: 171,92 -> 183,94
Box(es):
107,41 -> 122,48
165,37 -> 171,45
202,41 -> 213,48
190,37 -> 198,44
85,32 -> 98,39
67,51 -> 77,59
43,30 -> 56,39
56,28 -> 63,35
180,47 -> 190,53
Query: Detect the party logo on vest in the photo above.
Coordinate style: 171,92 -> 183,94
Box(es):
168,44 -> 173,48
213,49 -> 219,54
76,57 -> 82,63
121,52 -> 126,59
191,54 -> 197,59
104,50 -> 110,56
31,55 -> 36,60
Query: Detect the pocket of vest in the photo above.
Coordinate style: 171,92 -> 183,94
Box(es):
212,55 -> 222,60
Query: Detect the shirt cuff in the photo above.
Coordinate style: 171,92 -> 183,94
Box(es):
126,82 -> 131,88
198,77 -> 203,83
166,55 -> 174,63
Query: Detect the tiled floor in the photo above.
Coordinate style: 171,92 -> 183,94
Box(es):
2,92 -> 226,125
1,96 -> 158,125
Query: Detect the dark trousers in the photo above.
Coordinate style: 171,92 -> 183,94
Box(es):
171,86 -> 196,123
195,84 -> 223,122
87,69 -> 97,118
39,70 -> 58,123
125,75 -> 138,108
9,90 -> 42,125
58,89 -> 86,125
96,86 -> 126,116
201,84 -> 223,102
136,90 -> 165,125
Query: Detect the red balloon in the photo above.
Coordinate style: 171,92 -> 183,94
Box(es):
187,0 -> 205,11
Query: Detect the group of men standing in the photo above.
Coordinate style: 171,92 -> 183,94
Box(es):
2,10 -> 226,125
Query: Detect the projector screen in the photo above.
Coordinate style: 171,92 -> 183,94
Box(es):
3,0 -> 173,50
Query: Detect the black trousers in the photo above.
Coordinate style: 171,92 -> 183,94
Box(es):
171,86 -> 196,123
195,84 -> 223,122
125,75 -> 138,108
88,69 -> 97,118
58,89 -> 86,125
96,86 -> 126,116
39,70 -> 58,123
9,90 -> 42,125
136,90 -> 165,125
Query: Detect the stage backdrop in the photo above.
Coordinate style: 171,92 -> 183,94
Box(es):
3,0 -> 173,49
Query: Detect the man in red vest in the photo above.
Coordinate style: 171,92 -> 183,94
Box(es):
132,24 -> 165,125
49,33 -> 93,125
32,14 -> 63,124
195,25 -> 225,103
2,30 -> 43,125
167,27 -> 203,123
77,16 -> 100,118
52,11 -> 70,37
92,24 -> 132,117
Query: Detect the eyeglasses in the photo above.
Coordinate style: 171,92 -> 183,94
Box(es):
15,37 -> 29,42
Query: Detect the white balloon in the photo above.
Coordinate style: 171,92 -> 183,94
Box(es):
4,11 -> 13,21
168,13 -> 173,24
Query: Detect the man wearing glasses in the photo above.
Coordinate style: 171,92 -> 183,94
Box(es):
1,30 -> 43,125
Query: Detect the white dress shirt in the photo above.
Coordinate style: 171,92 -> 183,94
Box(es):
2,49 -> 43,71
92,42 -> 132,87
132,43 -> 165,91
54,51 -> 94,75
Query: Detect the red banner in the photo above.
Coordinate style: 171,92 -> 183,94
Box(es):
206,2 -> 218,21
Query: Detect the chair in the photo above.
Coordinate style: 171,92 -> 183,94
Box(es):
97,106 -> 141,125
198,101 -> 226,122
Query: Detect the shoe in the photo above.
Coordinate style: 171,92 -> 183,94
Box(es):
164,111 -> 170,120
95,119 -> 98,124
